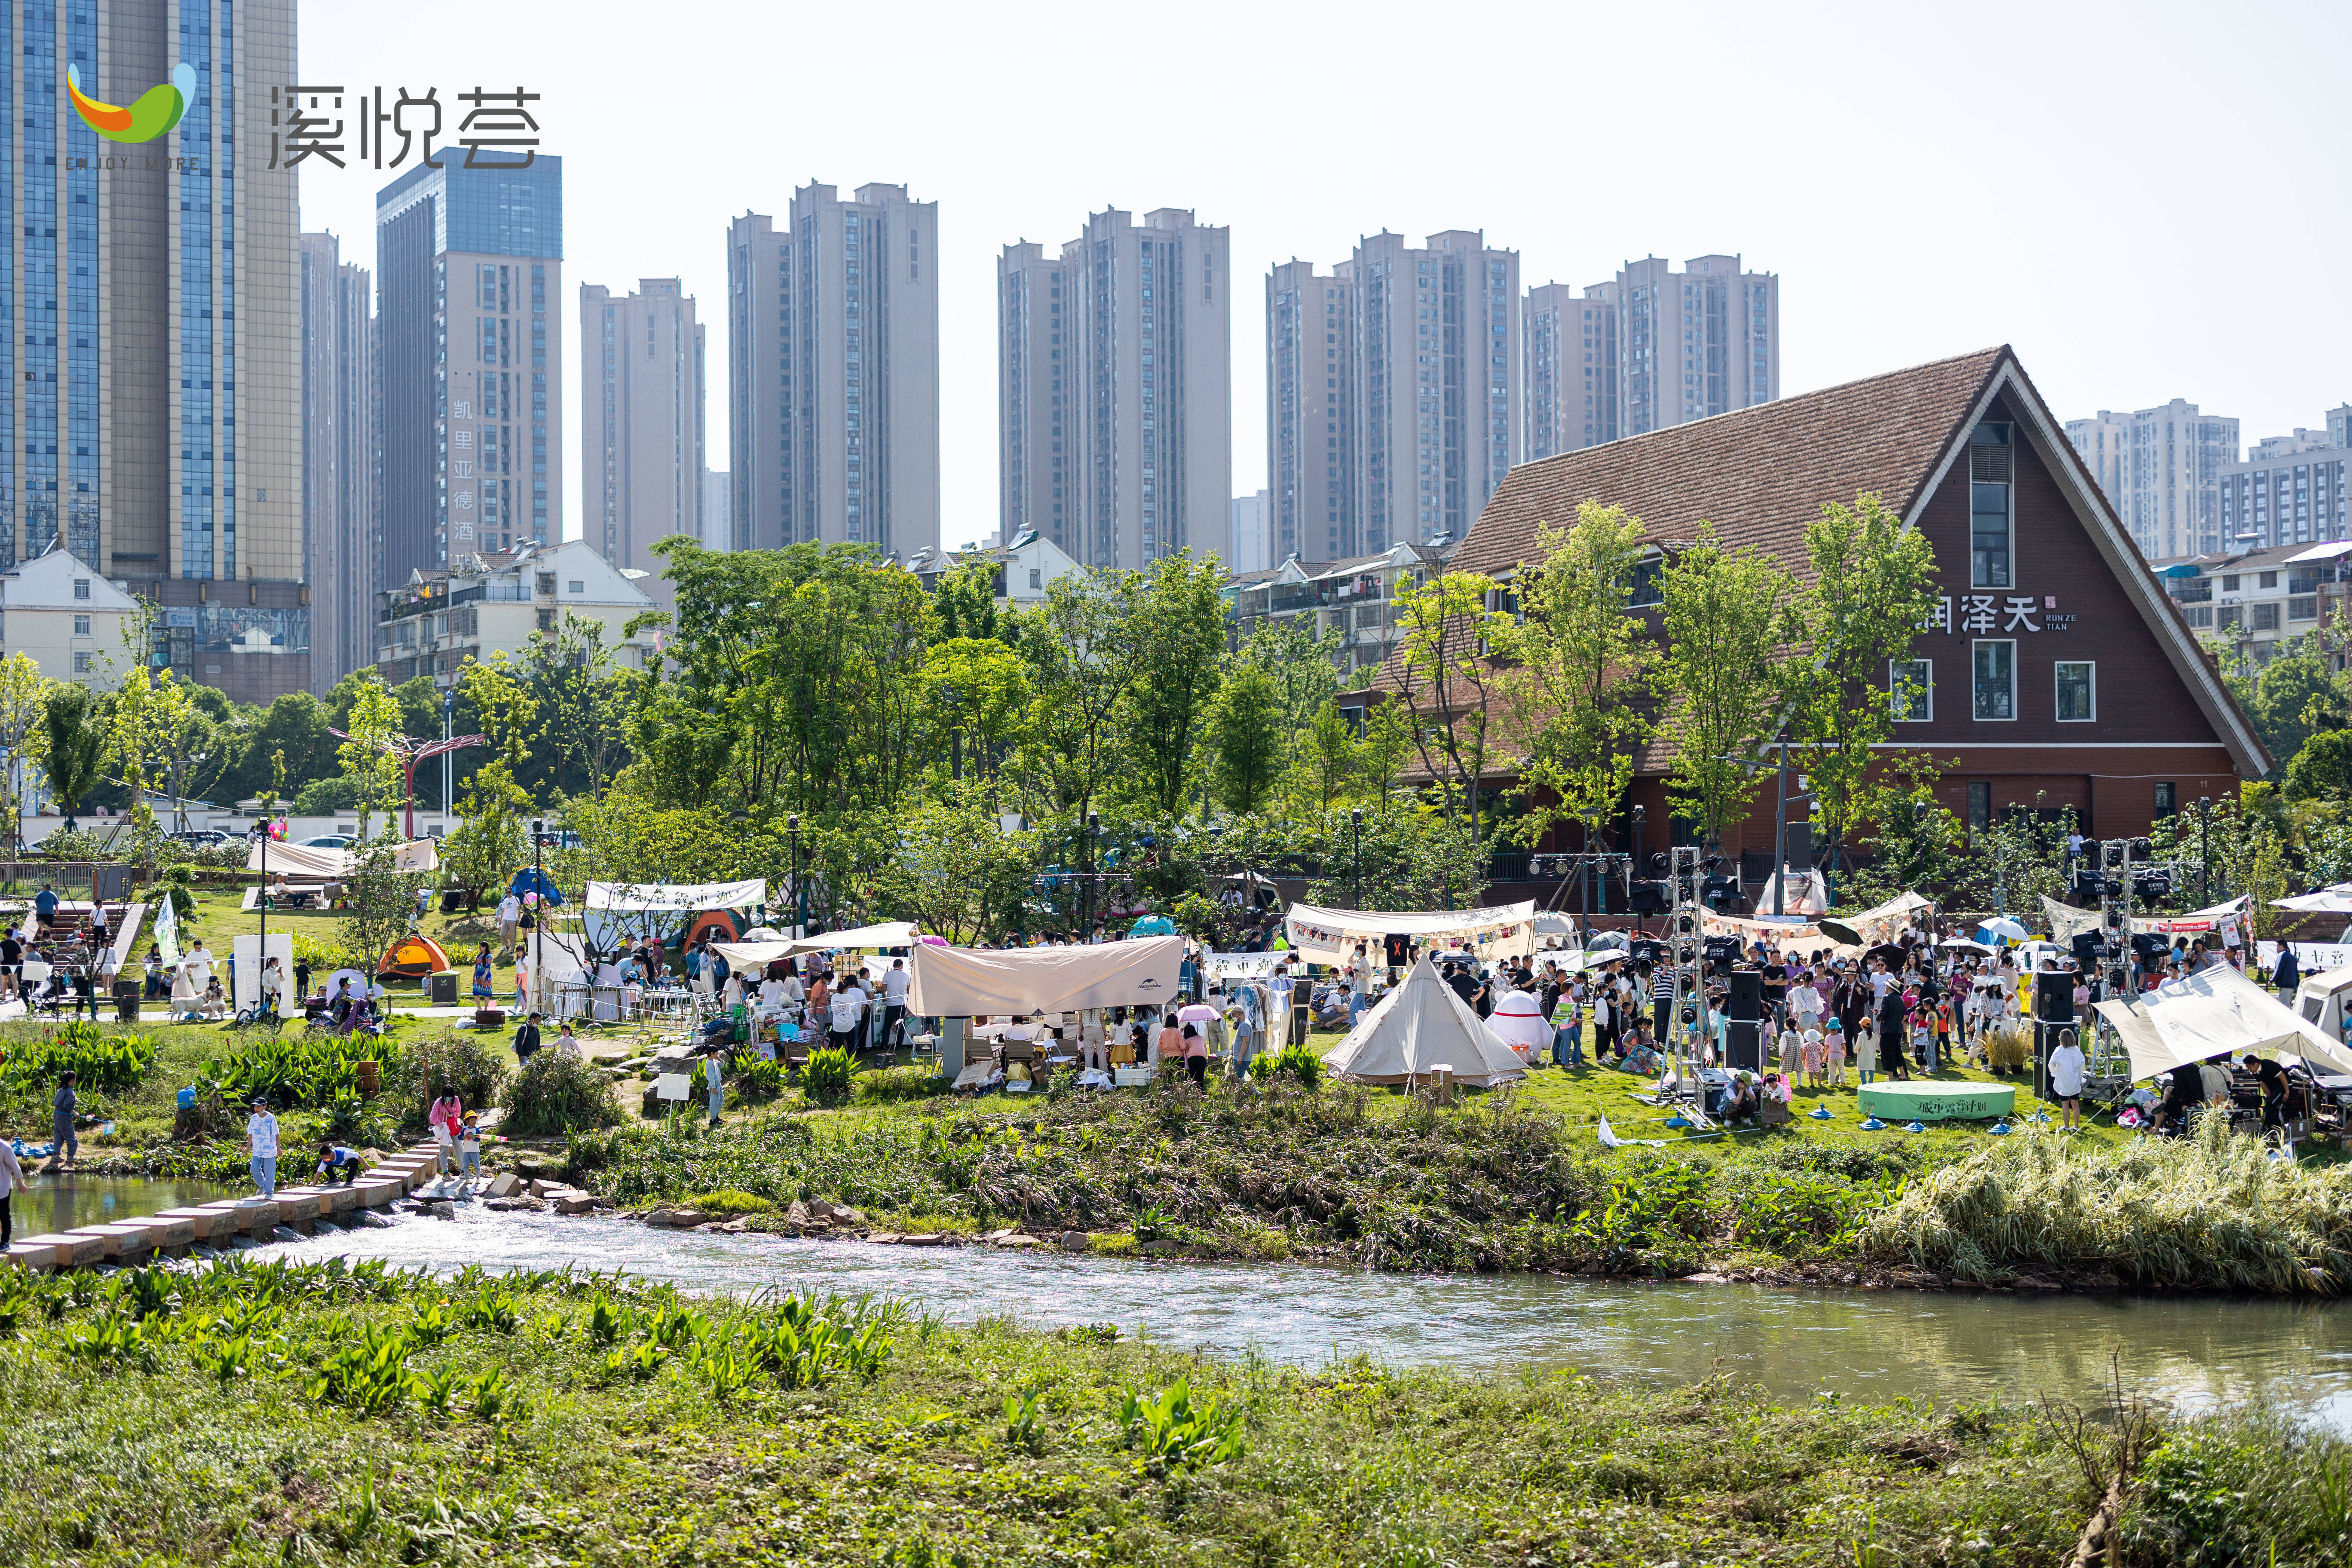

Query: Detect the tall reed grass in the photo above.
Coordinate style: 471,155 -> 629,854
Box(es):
1861,1112 -> 2352,1291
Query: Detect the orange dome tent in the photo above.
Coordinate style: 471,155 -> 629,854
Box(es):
380,931 -> 453,979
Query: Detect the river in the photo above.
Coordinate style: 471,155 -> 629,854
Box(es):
251,1203 -> 2352,1430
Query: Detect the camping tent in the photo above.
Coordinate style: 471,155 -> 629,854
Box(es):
246,838 -> 438,878
907,936 -> 1183,1016
2093,960 -> 2352,1081
1282,900 -> 1536,966
379,931 -> 453,979
1320,956 -> 1528,1087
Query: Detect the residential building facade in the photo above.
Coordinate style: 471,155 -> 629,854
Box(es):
1612,254 -> 1777,440
906,527 -> 1086,608
1268,232 -> 1519,561
1001,207 -> 1231,570
1229,489 -> 1270,575
374,539 -> 657,688
376,155 -> 564,583
0,0 -> 305,703
2217,415 -> 2350,551
581,277 -> 704,575
300,232 -> 374,695
1436,348 -> 2265,863
0,549 -> 138,681
1523,280 -> 1619,459
1225,541 -> 1454,676
2157,540 -> 2346,665
726,184 -> 940,559
2062,399 -> 2239,560
701,469 -> 731,551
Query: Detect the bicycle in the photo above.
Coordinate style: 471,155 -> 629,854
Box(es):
227,1003 -> 284,1035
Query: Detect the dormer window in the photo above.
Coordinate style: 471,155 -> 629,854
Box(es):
1969,422 -> 2012,588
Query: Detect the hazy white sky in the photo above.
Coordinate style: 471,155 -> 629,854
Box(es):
300,0 -> 2352,550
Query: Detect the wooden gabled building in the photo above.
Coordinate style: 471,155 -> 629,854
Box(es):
1421,346 -> 2269,865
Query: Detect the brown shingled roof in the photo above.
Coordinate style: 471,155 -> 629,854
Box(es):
1452,346 -> 2011,579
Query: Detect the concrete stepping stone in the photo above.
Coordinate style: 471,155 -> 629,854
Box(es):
63,1223 -> 158,1262
17,1232 -> 103,1268
1,1240 -> 60,1271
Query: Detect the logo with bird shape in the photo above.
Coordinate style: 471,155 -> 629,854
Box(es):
66,62 -> 197,143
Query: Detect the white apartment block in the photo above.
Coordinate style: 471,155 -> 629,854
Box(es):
1614,255 -> 1777,439
2217,408 -> 2352,550
1230,490 -> 1271,575
0,549 -> 138,683
701,470 -> 732,551
299,232 -> 375,697
1268,231 -> 1520,561
2063,400 -> 2240,559
1001,208 -> 1232,570
727,184 -> 941,558
375,539 -> 659,687
582,278 -> 707,575
1524,281 -> 1620,459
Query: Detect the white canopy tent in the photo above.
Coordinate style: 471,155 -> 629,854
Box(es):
2093,960 -> 2352,1081
1320,957 -> 1528,1087
245,838 -> 438,878
584,878 -> 765,912
2276,885 -> 2352,915
710,919 -> 923,970
1283,900 -> 1536,966
907,936 -> 1183,1017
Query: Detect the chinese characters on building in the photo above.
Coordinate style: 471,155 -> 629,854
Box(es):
1923,592 -> 2065,634
268,86 -> 540,169
451,401 -> 476,545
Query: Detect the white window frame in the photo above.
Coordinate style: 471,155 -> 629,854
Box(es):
1971,638 -> 2016,722
1889,658 -> 1932,722
1969,423 -> 2015,591
2054,660 -> 2096,723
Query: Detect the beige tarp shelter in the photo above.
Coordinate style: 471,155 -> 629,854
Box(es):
246,838 -> 438,878
2093,960 -> 2352,1081
1320,956 -> 1528,1087
907,936 -> 1183,1016
585,877 -> 765,911
1283,899 -> 1536,966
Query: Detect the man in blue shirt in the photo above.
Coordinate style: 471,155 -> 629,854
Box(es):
32,883 -> 58,938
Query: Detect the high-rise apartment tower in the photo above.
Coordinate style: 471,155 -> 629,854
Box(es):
300,232 -> 374,694
1267,230 -> 1518,560
726,184 -> 940,557
0,0 -> 305,700
581,278 -> 704,575
2064,400 -> 2240,559
376,155 -> 563,597
999,207 -> 1231,568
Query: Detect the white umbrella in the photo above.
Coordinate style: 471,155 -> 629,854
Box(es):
1176,1002 -> 1220,1025
1978,917 -> 2030,944
1937,937 -> 1995,953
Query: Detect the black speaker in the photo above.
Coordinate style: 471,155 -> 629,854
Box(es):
2035,980 -> 2076,1024
1726,1020 -> 1762,1073
1627,879 -> 1669,913
1726,969 -> 1764,1021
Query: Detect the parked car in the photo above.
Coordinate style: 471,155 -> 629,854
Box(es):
168,829 -> 232,846
297,833 -> 356,850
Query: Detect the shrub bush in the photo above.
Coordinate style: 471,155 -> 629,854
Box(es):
385,1030 -> 509,1130
212,1032 -> 387,1110
683,1190 -> 775,1216
852,1065 -> 949,1105
801,1046 -> 854,1106
504,1051 -> 623,1137
0,1023 -> 158,1093
730,1054 -> 783,1101
1247,1043 -> 1324,1090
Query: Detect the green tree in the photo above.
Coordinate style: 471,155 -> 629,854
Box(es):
870,788 -> 1038,943
921,637 -> 1029,782
1284,700 -> 1360,815
35,682 -> 104,826
1840,755 -> 1965,906
2287,728 -> 2352,802
0,654 -> 49,855
1118,553 -> 1230,815
215,691 -> 337,804
336,673 -> 407,839
1784,492 -> 1941,896
931,557 -> 1017,645
2224,618 -> 2346,766
1658,525 -> 1800,848
1017,570 -> 1141,821
1236,616 -> 1346,733
1207,665 -> 1284,817
1493,502 -> 1657,857
1390,570 -> 1512,861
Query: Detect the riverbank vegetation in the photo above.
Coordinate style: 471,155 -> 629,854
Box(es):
555,1069 -> 2352,1292
0,1257 -> 2344,1566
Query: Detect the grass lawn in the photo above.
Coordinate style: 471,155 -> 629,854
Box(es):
19,1259 -> 2342,1567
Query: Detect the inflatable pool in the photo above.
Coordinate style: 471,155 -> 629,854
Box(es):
1856,1082 -> 2017,1122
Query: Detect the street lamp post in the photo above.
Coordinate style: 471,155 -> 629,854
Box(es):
1084,811 -> 1099,943
1630,805 -> 1646,936
2198,796 -> 2213,904
530,815 -> 544,1014
441,688 -> 456,834
787,813 -> 804,939
1351,807 -> 1363,909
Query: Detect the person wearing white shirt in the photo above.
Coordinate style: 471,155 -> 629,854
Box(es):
880,959 -> 911,1051
759,975 -> 787,1012
497,892 -> 523,959
244,1099 -> 280,1198
827,980 -> 867,1053
2047,1030 -> 2088,1130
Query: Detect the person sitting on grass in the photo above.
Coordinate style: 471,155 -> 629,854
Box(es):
315,1141 -> 361,1185
199,976 -> 229,1021
1721,1072 -> 1760,1126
